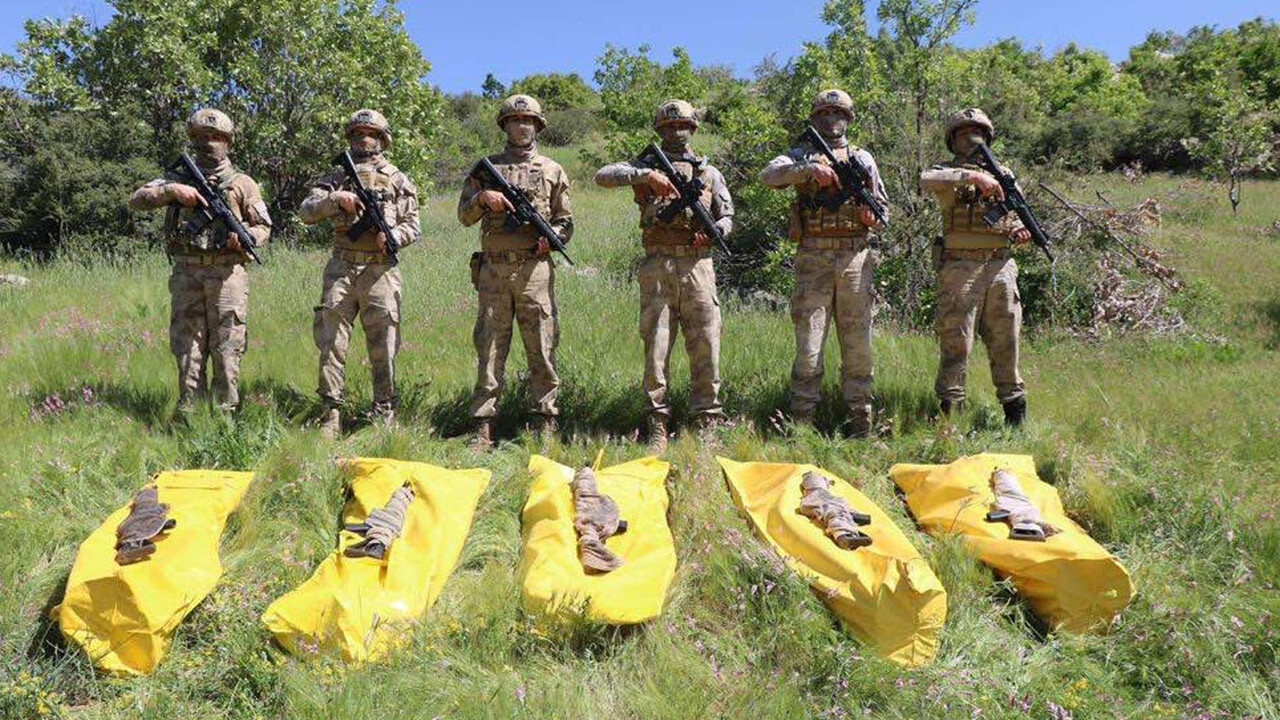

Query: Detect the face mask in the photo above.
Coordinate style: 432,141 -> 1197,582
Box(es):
349,131 -> 383,158
814,113 -> 849,140
195,136 -> 229,164
506,120 -> 537,147
658,124 -> 694,148
954,131 -> 986,158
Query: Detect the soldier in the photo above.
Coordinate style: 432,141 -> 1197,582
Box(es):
457,94 -> 572,449
760,89 -> 889,438
594,99 -> 733,451
128,108 -> 272,415
919,108 -> 1033,426
299,109 -> 421,438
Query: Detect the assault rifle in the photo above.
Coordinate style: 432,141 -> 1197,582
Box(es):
797,126 -> 889,228
170,153 -> 263,264
333,149 -> 400,263
639,142 -> 731,256
966,143 -> 1054,263
469,156 -> 574,266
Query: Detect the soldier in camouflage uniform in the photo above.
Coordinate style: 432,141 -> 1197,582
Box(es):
299,109 -> 421,438
457,94 -> 573,449
594,99 -> 733,450
919,108 -> 1033,426
761,89 -> 889,438
128,108 -> 272,414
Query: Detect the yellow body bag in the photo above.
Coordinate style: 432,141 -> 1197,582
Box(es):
518,455 -> 676,626
58,470 -> 253,676
718,458 -> 947,668
260,458 -> 490,663
889,453 -> 1134,631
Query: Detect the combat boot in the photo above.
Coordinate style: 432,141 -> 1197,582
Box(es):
319,407 -> 341,439
646,415 -> 669,454
790,406 -> 815,427
370,401 -> 396,429
939,398 -> 965,417
1003,397 -> 1027,427
470,420 -> 494,451
844,406 -> 872,439
528,414 -> 558,436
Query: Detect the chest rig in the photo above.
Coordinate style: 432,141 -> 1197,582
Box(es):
335,163 -> 398,249
938,162 -> 1009,249
790,146 -> 866,240
165,169 -> 241,252
635,156 -> 713,241
480,157 -> 551,244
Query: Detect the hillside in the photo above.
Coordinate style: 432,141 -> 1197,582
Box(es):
1,174 -> 1278,719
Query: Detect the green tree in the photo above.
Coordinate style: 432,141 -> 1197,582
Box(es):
591,44 -> 710,159
1185,87 -> 1277,215
4,0 -> 447,238
481,73 -> 506,99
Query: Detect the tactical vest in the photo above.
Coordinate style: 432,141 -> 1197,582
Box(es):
164,169 -> 242,254
333,162 -> 401,252
635,156 -> 713,246
480,156 -> 554,252
789,146 -> 867,240
938,162 -> 1010,250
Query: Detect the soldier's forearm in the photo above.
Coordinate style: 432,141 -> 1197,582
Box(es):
298,192 -> 337,225
246,225 -> 271,245
393,221 -> 421,248
760,162 -> 812,188
715,216 -> 733,239
919,168 -> 972,193
127,184 -> 171,211
593,164 -> 647,188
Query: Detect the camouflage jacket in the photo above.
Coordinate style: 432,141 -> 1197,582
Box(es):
298,154 -> 421,253
457,144 -> 573,252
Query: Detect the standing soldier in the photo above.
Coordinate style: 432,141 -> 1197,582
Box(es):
920,108 -> 1033,426
457,94 -> 572,449
760,89 -> 889,438
299,109 -> 420,439
594,99 -> 733,451
128,108 -> 272,416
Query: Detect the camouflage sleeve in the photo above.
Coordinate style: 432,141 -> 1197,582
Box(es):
393,173 -> 421,248
297,171 -> 345,225
856,149 -> 890,224
549,163 -> 574,243
457,175 -> 486,227
918,164 -> 972,195
759,148 -> 813,187
234,176 -> 273,245
593,160 -> 649,188
708,167 -> 734,239
127,177 -> 175,211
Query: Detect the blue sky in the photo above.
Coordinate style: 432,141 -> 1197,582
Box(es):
1,0 -> 1273,93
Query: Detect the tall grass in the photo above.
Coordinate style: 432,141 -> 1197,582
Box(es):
0,174 -> 1277,719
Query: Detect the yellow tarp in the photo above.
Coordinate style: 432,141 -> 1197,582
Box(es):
518,455 -> 676,626
889,453 -> 1134,632
58,470 -> 253,676
261,458 -> 490,663
718,458 -> 947,668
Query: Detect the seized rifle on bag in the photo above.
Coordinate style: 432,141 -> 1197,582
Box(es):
333,149 -> 400,263
797,125 -> 889,228
965,142 -> 1054,264
170,153 -> 263,264
638,142 -> 732,256
469,157 -> 574,266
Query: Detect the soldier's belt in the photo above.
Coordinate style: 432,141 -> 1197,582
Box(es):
171,253 -> 244,267
333,248 -> 392,265
798,236 -> 870,252
942,232 -> 1010,250
941,247 -> 1010,262
482,249 -> 541,264
644,245 -> 711,259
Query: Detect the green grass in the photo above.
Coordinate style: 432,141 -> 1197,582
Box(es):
1,173 -> 1278,719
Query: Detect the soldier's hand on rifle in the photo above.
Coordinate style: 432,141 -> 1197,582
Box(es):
478,189 -> 515,213
376,232 -> 389,253
331,190 -> 364,216
969,172 -> 1005,202
167,183 -> 207,208
645,170 -> 678,198
226,232 -> 244,254
1010,227 -> 1032,245
809,164 -> 841,190
692,231 -> 713,249
858,206 -> 879,228
534,236 -> 551,257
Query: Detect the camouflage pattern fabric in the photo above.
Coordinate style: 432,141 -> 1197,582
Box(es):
797,471 -> 872,550
572,467 -> 625,574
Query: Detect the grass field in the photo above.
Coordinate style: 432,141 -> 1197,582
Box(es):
1,170 -> 1278,719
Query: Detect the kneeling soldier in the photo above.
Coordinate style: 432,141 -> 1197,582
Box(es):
920,108 -> 1032,425
594,99 -> 733,451
457,94 -> 573,449
760,89 -> 889,438
299,109 -> 421,438
128,108 -> 272,415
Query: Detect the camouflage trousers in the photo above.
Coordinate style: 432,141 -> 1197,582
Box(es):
934,257 -> 1025,405
469,256 -> 559,419
169,260 -> 249,409
639,252 -> 722,420
789,244 -> 878,419
313,255 -> 402,410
